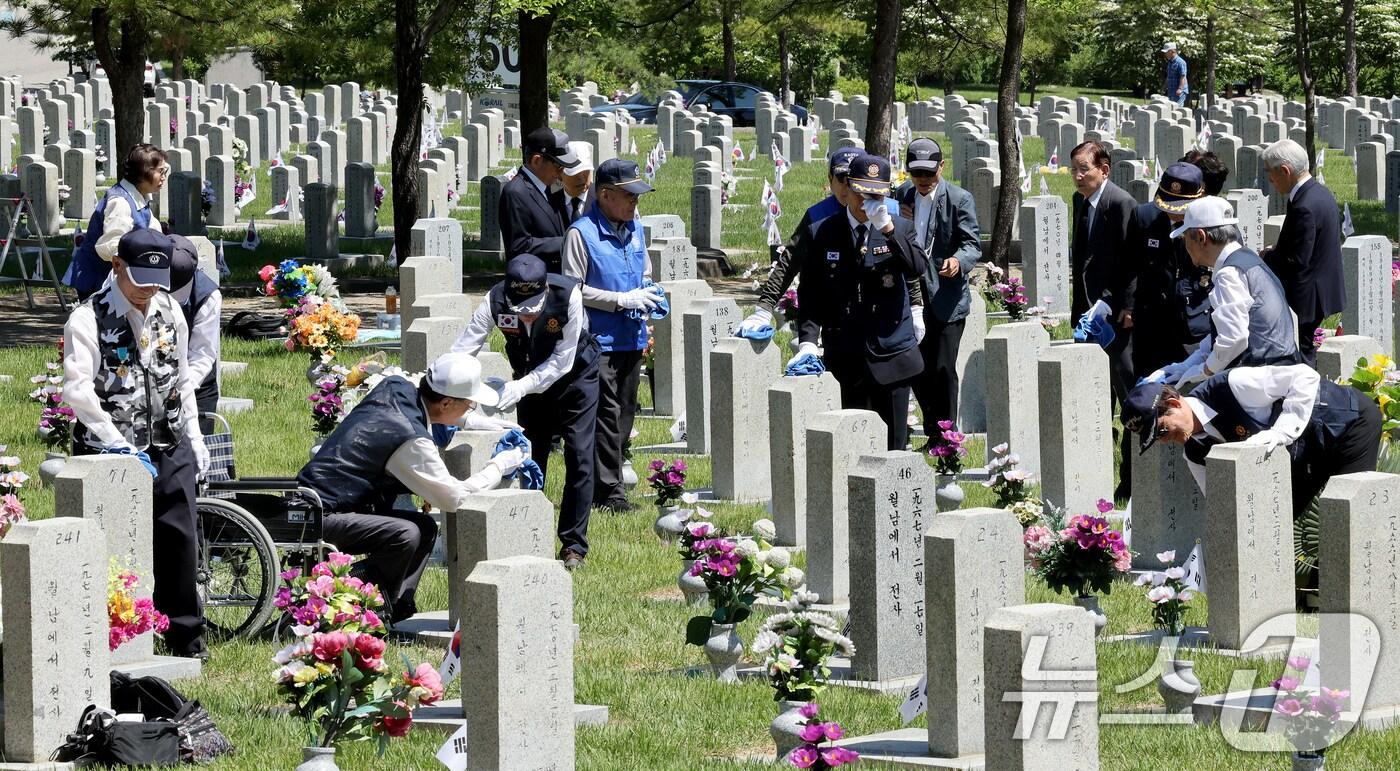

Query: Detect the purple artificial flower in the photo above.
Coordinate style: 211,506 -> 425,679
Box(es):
799,723 -> 826,743
649,459 -> 665,471
673,459 -> 687,472
799,703 -> 820,719
821,722 -> 844,741
788,746 -> 819,768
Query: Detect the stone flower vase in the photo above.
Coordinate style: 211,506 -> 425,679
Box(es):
1292,751 -> 1325,771
770,700 -> 811,761
678,559 -> 709,606
295,746 -> 339,771
1073,594 -> 1108,636
1156,654 -> 1201,714
704,621 -> 744,682
654,505 -> 687,544
935,475 -> 965,512
621,459 -> 639,488
37,451 -> 68,485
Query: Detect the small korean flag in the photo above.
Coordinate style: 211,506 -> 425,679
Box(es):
241,219 -> 260,251
435,723 -> 468,771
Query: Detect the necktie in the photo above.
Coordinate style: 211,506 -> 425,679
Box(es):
855,224 -> 868,253
570,197 -> 581,222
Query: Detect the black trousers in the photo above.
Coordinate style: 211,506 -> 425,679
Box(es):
911,314 -> 965,428
1106,322 -> 1135,498
148,438 -> 204,655
828,355 -> 911,451
594,349 -> 643,505
322,507 -> 438,620
1299,317 -> 1322,368
1294,398 -> 1383,517
519,359 -> 599,556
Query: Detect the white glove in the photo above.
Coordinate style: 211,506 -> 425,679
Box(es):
1243,429 -> 1289,455
192,436 -> 210,478
618,287 -> 661,311
1145,362 -> 1186,384
786,342 -> 820,368
911,307 -> 926,343
862,197 -> 892,232
461,409 -> 522,431
489,446 -> 528,475
495,379 -> 530,411
1173,364 -> 1207,388
739,308 -> 775,334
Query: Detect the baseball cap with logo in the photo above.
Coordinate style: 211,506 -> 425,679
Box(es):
117,229 -> 174,289
845,154 -> 892,196
167,233 -> 200,302
905,138 -> 943,172
1121,380 -> 1169,454
596,158 -> 654,195
828,147 -> 863,177
504,254 -> 549,313
425,352 -> 500,406
524,127 -> 581,169
1169,196 -> 1238,239
1153,162 -> 1205,214
1161,42 -> 1178,53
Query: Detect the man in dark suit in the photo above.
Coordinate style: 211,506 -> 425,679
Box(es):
1260,138 -> 1345,367
501,127 -> 580,271
1069,140 -> 1138,497
896,138 -> 981,429
795,154 -> 928,451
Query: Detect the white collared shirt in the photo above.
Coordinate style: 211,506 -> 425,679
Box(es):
520,165 -> 550,198
1288,173 -> 1312,202
452,283 -> 585,394
1177,242 -> 1252,375
62,276 -> 202,450
94,179 -> 162,262
1085,182 -> 1106,230
914,181 -> 942,247
383,432 -> 507,512
1180,364 -> 1321,491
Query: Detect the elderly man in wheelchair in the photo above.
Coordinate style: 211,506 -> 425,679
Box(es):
197,352 -> 527,637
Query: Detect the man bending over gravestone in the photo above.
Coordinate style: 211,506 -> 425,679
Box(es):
63,229 -> 210,659
1122,366 -> 1381,520
297,353 -> 528,623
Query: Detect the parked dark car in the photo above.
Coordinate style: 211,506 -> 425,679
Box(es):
591,80 -> 807,127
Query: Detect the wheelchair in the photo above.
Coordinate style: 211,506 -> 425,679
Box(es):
195,414 -> 334,640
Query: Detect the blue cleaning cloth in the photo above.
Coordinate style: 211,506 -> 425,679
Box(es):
624,282 -> 670,321
103,446 -> 158,478
493,429 -> 544,490
736,324 -> 775,341
784,353 -> 826,377
1072,313 -> 1117,349
431,423 -> 458,448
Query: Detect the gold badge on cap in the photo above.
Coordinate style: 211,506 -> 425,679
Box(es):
1170,181 -> 1182,193
868,163 -> 879,176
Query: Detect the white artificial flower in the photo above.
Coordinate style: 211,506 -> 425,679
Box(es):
776,653 -> 800,671
1156,550 -> 1176,564
734,539 -> 760,558
1134,573 -> 1153,586
693,505 -> 714,519
805,612 -> 839,630
1164,566 -> 1186,580
992,442 -> 1009,454
1146,585 -> 1177,604
1178,590 -> 1195,602
782,567 -> 805,588
753,519 -> 777,540
681,491 -> 701,505
751,629 -> 782,655
0,456 -> 21,469
1151,572 -> 1167,587
275,660 -> 309,683
765,547 -> 792,569
1003,469 -> 1029,482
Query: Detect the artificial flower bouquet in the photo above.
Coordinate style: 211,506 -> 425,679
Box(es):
983,443 -> 1041,526
286,300 -> 362,361
109,558 -> 169,650
751,591 -> 855,702
647,458 -> 688,507
786,703 -> 859,768
273,553 -> 444,751
1023,499 -> 1131,596
925,420 -> 968,476
684,519 -> 804,644
1272,655 -> 1349,755
1344,354 -> 1400,436
309,367 -> 351,436
29,346 -> 75,451
1134,549 -> 1201,635
0,450 -> 29,539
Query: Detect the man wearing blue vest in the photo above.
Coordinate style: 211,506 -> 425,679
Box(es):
451,254 -> 600,570
1122,366 -> 1381,519
167,235 -> 221,419
562,158 -> 660,512
297,353 -> 529,621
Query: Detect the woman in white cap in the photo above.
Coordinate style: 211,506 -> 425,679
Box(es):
296,352 -> 528,622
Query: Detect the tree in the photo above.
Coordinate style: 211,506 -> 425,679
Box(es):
989,0 -> 1026,270
1290,0 -> 1318,172
1343,0 -> 1357,96
518,9 -> 556,132
864,0 -> 900,156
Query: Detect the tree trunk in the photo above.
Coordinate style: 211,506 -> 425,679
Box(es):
989,0 -> 1026,271
1205,15 -> 1216,112
169,35 -> 187,82
1292,0 -> 1318,172
392,0 -> 426,264
1342,0 -> 1357,97
91,9 -> 148,157
778,29 -> 790,109
864,0 -> 900,156
722,0 -> 737,82
518,10 -> 554,132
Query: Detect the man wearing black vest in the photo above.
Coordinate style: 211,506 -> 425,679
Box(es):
167,235 -> 221,418
297,353 -> 529,621
63,229 -> 210,659
1122,366 -> 1381,519
451,254 -> 600,570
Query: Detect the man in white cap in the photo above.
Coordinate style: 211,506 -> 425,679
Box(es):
560,140 -> 594,224
1143,196 -> 1299,388
297,352 -> 529,621
1162,42 -> 1189,105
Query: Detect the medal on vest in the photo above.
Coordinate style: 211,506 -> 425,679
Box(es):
882,274 -> 895,288
546,317 -> 561,333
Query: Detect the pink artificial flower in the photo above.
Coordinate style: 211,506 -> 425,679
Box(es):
259,265 -> 276,282
1275,698 -> 1304,717
1,493 -> 24,517
279,567 -> 302,582
306,574 -> 336,599
353,633 -> 387,670
673,460 -> 687,472
1287,655 -> 1313,672
1273,676 -> 1300,691
649,460 -> 664,471
822,747 -> 860,766
310,631 -> 350,661
1112,548 -> 1132,572
274,586 -> 293,608
799,723 -> 826,742
327,552 -> 354,567
405,662 -> 445,705
788,746 -> 819,768
362,609 -> 383,630
1096,498 -> 1114,513
376,707 -> 413,737
822,722 -> 844,741
799,702 -> 820,719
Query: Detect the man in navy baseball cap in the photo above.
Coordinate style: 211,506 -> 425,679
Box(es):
116,228 -> 174,289
845,154 -> 892,197
595,158 -> 654,196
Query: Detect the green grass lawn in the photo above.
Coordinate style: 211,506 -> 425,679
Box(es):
3,336 -> 1400,770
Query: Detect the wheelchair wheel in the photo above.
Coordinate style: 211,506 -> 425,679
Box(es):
196,497 -> 280,640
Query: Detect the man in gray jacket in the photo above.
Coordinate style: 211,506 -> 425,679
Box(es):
897,138 -> 982,427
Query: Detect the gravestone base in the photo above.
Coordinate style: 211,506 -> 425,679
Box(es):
1103,627 -> 1316,659
394,610 -> 580,650
463,248 -> 503,263
1193,689 -> 1392,732
635,406 -> 676,420
116,655 -> 203,681
217,396 -> 255,415
632,440 -> 694,454
218,361 -> 248,378
829,728 -> 986,769
412,701 -> 609,732
337,233 -> 394,252
295,253 -> 387,272
734,654 -> 920,695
